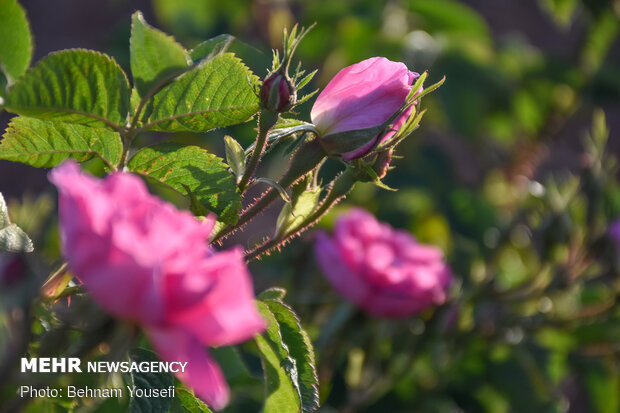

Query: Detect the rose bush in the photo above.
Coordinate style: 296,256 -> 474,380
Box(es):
315,208 -> 452,318
49,161 -> 265,409
311,57 -> 420,160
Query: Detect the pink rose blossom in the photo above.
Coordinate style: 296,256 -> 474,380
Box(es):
49,161 -> 265,410
315,208 -> 452,318
311,57 -> 419,160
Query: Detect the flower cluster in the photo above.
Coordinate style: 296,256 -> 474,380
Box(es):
46,54 -> 442,410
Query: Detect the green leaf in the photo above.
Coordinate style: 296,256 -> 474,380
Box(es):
190,34 -> 235,63
224,135 -> 245,183
258,288 -> 287,302
130,11 -> 189,98
0,0 -> 32,84
211,346 -> 258,388
0,116 -> 122,169
275,187 -> 322,239
0,192 -> 34,253
263,300 -> 319,413
295,70 -> 317,91
128,349 -> 175,413
255,302 -> 302,413
4,49 -> 131,129
128,143 -> 241,223
142,53 -> 259,132
170,388 -> 214,413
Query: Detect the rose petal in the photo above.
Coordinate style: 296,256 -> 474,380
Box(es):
166,247 -> 266,347
147,327 -> 229,410
315,232 -> 369,305
311,57 -> 413,136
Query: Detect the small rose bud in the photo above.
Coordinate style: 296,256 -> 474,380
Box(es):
352,149 -> 393,182
261,72 -> 296,112
373,149 -> 393,180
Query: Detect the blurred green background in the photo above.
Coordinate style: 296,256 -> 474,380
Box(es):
2,0 -> 620,412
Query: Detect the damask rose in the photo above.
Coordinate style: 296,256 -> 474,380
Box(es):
311,57 -> 420,160
315,208 -> 452,318
49,161 -> 265,410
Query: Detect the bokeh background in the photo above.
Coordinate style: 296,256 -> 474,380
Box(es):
2,1 -> 620,412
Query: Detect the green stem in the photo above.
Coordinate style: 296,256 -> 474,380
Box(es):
245,168 -> 356,261
237,110 -> 279,194
118,128 -> 138,170
213,138 -> 327,241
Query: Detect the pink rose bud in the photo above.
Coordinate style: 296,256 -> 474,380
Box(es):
261,72 -> 296,112
315,208 -> 452,318
49,161 -> 265,410
372,149 -> 393,180
354,149 -> 394,182
311,57 -> 420,161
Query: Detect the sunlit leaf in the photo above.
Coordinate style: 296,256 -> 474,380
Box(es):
128,143 -> 241,224
224,135 -> 245,183
130,12 -> 190,98
255,301 -> 302,413
263,300 -> 320,413
190,34 -> 235,63
0,116 -> 122,169
142,53 -> 259,132
4,49 -> 131,129
0,0 -> 32,85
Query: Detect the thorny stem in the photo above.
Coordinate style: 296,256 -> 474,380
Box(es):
213,138 -> 327,242
237,110 -> 279,194
245,168 -> 356,261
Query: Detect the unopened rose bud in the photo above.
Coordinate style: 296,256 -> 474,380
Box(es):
311,57 -> 420,160
352,149 -> 393,182
373,149 -> 393,179
261,72 -> 296,112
